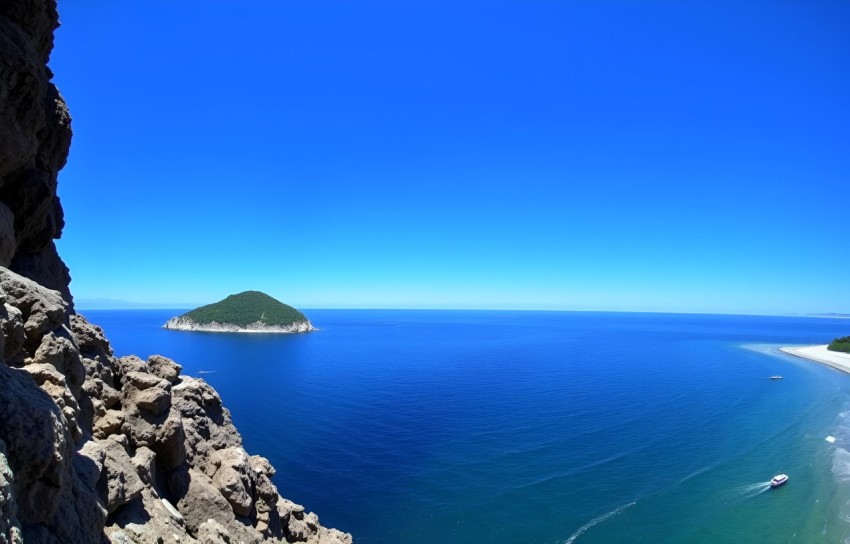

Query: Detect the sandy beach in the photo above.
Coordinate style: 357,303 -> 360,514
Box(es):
780,345 -> 850,374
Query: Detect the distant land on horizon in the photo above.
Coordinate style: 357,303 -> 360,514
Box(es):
75,298 -> 849,318
75,298 -> 197,310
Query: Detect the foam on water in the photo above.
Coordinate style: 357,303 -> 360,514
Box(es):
833,410 -> 850,484
563,501 -> 636,544
828,406 -> 850,538
732,481 -> 773,499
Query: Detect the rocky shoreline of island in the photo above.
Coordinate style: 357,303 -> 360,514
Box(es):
164,316 -> 316,333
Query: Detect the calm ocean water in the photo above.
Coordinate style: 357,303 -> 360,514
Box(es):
83,309 -> 850,543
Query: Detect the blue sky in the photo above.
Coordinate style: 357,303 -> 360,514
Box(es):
52,1 -> 849,313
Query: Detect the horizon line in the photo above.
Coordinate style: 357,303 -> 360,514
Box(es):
73,306 -> 850,319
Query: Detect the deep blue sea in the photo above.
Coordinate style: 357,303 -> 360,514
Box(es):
83,310 -> 850,543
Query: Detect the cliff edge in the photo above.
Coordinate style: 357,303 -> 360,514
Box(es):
0,3 -> 350,543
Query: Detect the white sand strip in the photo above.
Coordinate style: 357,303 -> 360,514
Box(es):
780,345 -> 850,374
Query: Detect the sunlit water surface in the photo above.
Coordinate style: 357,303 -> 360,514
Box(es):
85,310 -> 850,543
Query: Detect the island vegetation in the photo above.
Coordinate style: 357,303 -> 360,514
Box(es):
828,336 -> 850,354
164,291 -> 315,333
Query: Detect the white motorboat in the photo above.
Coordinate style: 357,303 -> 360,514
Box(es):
770,474 -> 788,488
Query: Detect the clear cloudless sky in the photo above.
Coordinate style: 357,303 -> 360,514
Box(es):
51,0 -> 849,314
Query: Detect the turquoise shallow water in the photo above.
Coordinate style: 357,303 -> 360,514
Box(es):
84,310 -> 850,543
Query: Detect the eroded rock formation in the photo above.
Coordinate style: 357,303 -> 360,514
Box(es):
0,2 -> 350,543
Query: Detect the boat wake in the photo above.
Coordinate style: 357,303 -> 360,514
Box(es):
563,501 -> 636,544
732,481 -> 773,499
832,410 -> 850,483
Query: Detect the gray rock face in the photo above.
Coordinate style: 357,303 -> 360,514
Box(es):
0,203 -> 15,268
10,243 -> 73,308
0,267 -> 67,348
100,435 -> 145,515
211,448 -> 255,517
0,4 -> 351,544
147,354 -> 181,383
0,2 -> 73,309
0,361 -> 71,525
0,439 -> 23,544
0,268 -> 353,543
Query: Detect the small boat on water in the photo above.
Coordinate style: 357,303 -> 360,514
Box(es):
770,474 -> 789,488
770,376 -> 783,380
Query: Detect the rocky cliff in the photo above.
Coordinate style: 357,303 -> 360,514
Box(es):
0,3 -> 350,543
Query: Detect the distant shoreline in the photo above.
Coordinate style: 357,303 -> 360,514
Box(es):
780,345 -> 850,374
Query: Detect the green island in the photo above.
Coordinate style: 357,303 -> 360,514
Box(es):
164,291 -> 315,333
828,336 -> 850,354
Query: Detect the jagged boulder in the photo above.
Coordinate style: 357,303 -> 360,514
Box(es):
277,499 -> 352,544
70,314 -> 113,362
123,371 -> 171,416
196,519 -> 234,544
99,435 -> 145,515
0,301 -> 25,362
147,354 -> 181,383
93,409 -> 124,440
174,469 -> 237,534
32,326 -> 85,390
130,447 -> 156,486
155,411 -> 187,471
0,363 -> 71,524
75,440 -> 105,492
211,448 -> 254,517
0,268 -> 66,350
